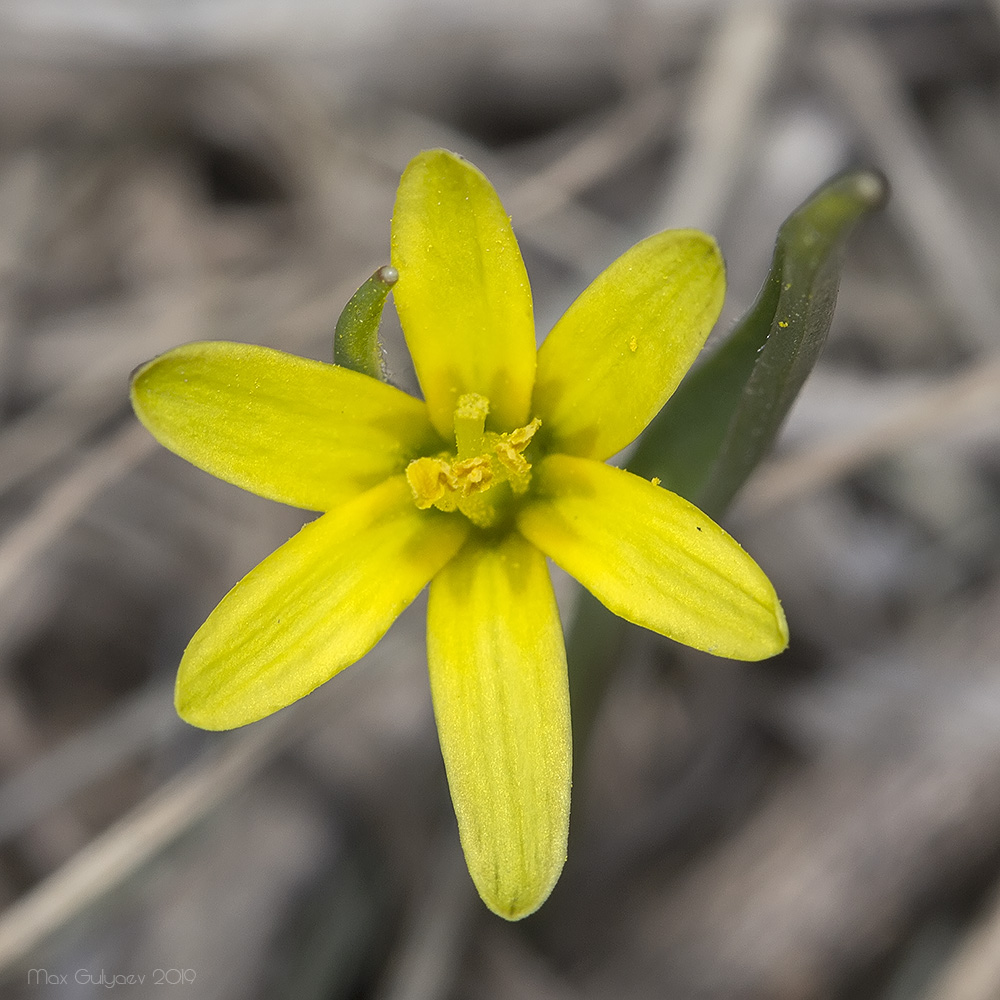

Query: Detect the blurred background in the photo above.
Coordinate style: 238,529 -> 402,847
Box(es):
1,0 -> 999,997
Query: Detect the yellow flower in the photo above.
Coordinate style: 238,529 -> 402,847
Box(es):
130,149 -> 787,920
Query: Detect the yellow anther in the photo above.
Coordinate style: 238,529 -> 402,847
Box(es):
453,455 -> 494,495
496,440 -> 529,476
507,416 -> 541,449
495,417 -> 541,477
406,456 -> 458,510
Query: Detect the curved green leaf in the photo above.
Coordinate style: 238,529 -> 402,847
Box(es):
628,168 -> 888,518
567,169 -> 887,770
333,265 -> 397,381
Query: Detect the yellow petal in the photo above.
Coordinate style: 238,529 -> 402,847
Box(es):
176,476 -> 468,729
518,455 -> 787,660
131,341 -> 439,511
533,230 -> 725,460
391,150 -> 536,439
427,532 -> 571,920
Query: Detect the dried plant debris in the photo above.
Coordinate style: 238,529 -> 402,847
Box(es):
0,1 -> 999,998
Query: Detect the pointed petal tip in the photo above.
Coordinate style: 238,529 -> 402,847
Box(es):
174,683 -> 241,732
767,595 -> 790,657
408,147 -> 474,173
174,666 -> 288,731
776,597 -> 789,647
479,870 -> 564,921
129,355 -> 155,387
712,584 -> 789,662
471,839 -> 567,921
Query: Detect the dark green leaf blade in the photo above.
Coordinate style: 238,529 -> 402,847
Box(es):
565,171 -> 887,771
628,168 -> 888,518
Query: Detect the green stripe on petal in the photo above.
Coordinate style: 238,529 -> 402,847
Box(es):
391,150 -> 536,438
427,532 -> 571,921
131,341 -> 439,512
517,455 -> 787,660
176,476 -> 469,730
533,230 -> 725,461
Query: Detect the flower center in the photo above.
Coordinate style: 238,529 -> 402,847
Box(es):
405,393 -> 540,528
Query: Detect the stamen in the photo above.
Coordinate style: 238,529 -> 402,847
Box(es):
495,417 -> 541,477
405,404 -> 542,525
406,457 -> 458,510
453,455 -> 493,495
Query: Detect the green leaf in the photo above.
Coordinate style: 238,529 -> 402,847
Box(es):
566,169 -> 887,773
565,590 -> 627,770
628,168 -> 888,518
333,265 -> 397,381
